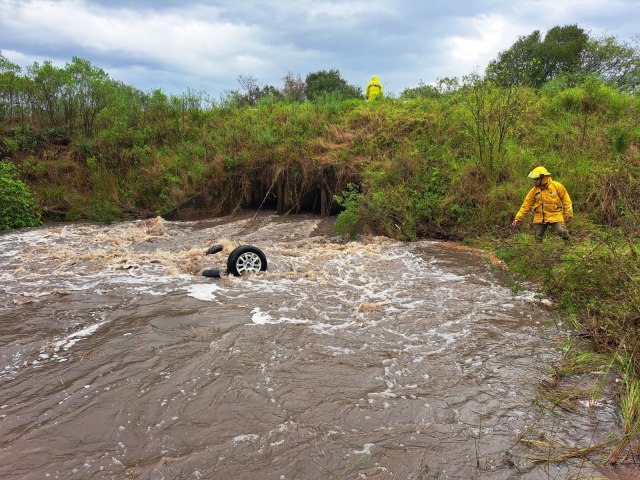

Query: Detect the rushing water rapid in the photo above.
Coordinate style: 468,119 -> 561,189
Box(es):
0,213 -> 622,479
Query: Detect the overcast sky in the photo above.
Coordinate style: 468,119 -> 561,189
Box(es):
1,0 -> 639,98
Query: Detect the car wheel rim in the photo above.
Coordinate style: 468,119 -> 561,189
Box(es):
236,252 -> 262,274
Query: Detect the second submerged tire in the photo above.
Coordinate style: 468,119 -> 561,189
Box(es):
227,246 -> 267,276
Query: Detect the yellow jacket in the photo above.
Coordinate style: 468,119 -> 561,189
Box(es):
366,75 -> 383,100
515,176 -> 573,224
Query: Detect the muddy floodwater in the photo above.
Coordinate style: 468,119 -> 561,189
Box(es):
0,213 -> 623,479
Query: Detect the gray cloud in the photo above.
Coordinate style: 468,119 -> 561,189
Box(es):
1,0 -> 638,97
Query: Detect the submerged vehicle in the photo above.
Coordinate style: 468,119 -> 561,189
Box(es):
202,244 -> 267,278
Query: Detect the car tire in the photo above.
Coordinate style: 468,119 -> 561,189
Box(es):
202,268 -> 221,278
206,244 -> 223,255
227,246 -> 267,276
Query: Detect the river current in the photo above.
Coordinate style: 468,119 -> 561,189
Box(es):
0,213 -> 624,479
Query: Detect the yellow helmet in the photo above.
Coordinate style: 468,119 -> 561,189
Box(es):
527,166 -> 551,179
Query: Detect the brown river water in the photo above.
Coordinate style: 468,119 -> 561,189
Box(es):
0,213 -> 629,479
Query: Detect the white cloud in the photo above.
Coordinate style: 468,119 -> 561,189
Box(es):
302,0 -> 390,18
2,0 -> 639,96
0,48 -> 65,70
442,13 -> 529,77
2,0 -> 274,76
517,0 -> 629,21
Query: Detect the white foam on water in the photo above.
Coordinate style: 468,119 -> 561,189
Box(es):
380,326 -> 420,342
421,327 -> 472,356
310,321 -> 355,335
251,308 -> 277,325
187,283 -> 226,302
249,307 -> 310,326
232,276 -> 311,297
278,316 -> 309,324
353,443 -> 374,455
53,320 -> 109,351
324,346 -> 355,356
512,286 -> 553,305
232,434 -> 259,444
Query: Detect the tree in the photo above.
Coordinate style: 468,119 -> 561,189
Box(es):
225,74 -> 282,107
400,81 -> 439,99
304,69 -> 362,101
486,31 -> 543,87
487,25 -> 640,92
436,77 -> 461,94
28,60 -> 67,126
581,35 -> 640,92
94,82 -> 146,151
236,74 -> 261,106
462,74 -> 534,172
62,57 -> 113,136
486,25 -> 589,88
1,54 -> 124,136
282,71 -> 306,102
0,51 -> 24,122
541,25 -> 589,80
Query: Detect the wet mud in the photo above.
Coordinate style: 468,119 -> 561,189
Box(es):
0,213 -> 622,479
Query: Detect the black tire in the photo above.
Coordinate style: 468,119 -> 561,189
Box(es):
202,268 -> 221,278
227,246 -> 267,276
206,244 -> 223,255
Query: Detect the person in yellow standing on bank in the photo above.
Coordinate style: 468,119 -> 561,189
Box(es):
511,166 -> 573,242
365,75 -> 383,100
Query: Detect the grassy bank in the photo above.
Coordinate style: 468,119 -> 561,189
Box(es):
471,225 -> 640,461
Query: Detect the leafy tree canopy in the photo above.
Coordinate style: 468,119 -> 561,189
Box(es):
304,69 -> 362,101
486,25 -> 589,87
581,34 -> 640,92
486,25 -> 640,92
0,52 -> 21,74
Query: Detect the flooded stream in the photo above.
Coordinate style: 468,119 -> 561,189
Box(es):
0,213 -> 623,479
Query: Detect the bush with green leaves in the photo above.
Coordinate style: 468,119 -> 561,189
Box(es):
334,183 -> 366,238
0,162 -> 41,230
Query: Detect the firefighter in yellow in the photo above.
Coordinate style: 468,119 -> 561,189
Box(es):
511,166 -> 573,242
365,75 -> 383,100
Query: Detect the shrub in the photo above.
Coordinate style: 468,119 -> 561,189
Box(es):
90,200 -> 121,223
606,126 -> 631,153
334,183 -> 366,238
2,138 -> 19,154
0,162 -> 42,230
